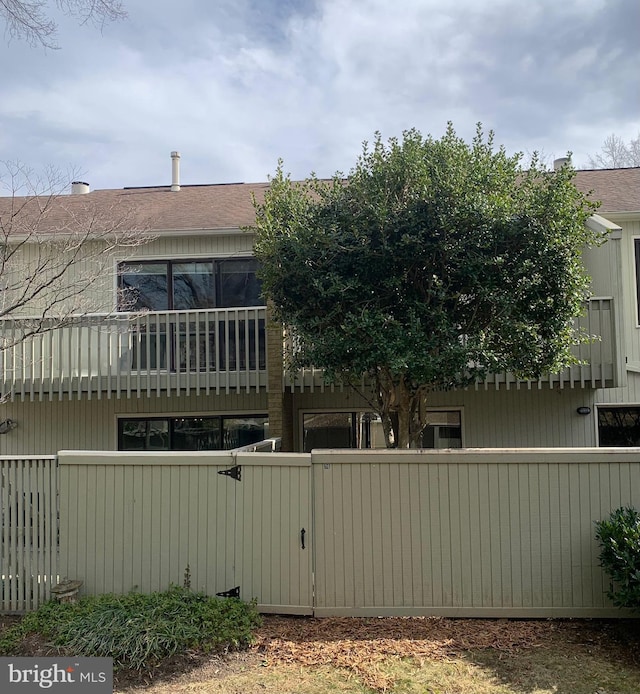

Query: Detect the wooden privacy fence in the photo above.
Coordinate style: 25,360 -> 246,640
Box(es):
0,457 -> 58,612
57,450 -> 312,615
312,448 -> 640,617
5,448 -> 640,616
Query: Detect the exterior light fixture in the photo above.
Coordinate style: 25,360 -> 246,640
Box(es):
576,407 -> 591,416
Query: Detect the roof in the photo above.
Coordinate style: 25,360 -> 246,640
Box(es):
0,167 -> 638,237
0,182 -> 270,236
573,167 -> 640,214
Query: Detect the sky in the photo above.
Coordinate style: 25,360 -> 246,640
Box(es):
0,0 -> 638,192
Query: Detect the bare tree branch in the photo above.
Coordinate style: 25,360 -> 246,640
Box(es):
588,133 -> 640,169
0,160 -> 152,353
0,0 -> 126,48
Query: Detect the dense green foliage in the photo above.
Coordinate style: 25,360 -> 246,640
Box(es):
0,587 -> 261,670
253,124 -> 601,447
595,507 -> 640,610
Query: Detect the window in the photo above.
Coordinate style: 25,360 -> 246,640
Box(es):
598,407 -> 640,446
119,258 -> 266,372
422,410 -> 462,448
118,257 -> 262,311
302,410 -> 462,451
118,415 -> 268,451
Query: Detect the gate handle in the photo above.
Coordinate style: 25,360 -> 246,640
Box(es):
300,528 -> 306,550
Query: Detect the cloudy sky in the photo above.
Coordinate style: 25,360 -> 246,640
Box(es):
0,0 -> 638,192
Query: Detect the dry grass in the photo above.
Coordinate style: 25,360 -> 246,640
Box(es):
5,612 -> 640,693
255,616 -> 554,691
118,616 -> 640,693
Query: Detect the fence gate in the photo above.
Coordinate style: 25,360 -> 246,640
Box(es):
235,453 -> 313,614
1,457 -> 58,613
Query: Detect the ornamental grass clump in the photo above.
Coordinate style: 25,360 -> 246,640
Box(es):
1,586 -> 261,670
595,506 -> 640,610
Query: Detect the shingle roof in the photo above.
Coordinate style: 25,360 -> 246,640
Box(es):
0,182 -> 270,235
574,167 -> 640,213
0,167 -> 638,236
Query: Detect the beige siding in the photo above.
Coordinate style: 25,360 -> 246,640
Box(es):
0,392 -> 268,456
125,233 -> 256,260
293,388 -> 598,448
312,448 -> 640,617
593,218 -> 640,407
58,451 -> 313,613
4,233 -> 257,316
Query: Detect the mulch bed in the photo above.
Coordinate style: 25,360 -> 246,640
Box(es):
3,612 -> 640,692
255,616 -> 640,691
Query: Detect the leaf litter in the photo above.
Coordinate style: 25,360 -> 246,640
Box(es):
255,616 -> 555,691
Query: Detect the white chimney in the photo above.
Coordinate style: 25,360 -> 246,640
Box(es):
553,157 -> 571,171
171,151 -> 181,191
71,181 -> 90,195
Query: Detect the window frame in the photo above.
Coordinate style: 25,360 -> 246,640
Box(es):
596,405 -> 640,447
299,407 -> 464,451
117,413 -> 269,451
117,256 -> 263,312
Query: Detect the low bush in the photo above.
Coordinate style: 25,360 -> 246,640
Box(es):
595,506 -> 640,610
0,586 -> 261,670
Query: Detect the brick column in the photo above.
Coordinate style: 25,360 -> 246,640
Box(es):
266,303 -> 294,451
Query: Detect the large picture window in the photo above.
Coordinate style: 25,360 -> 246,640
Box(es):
598,406 -> 640,446
302,410 -> 462,451
118,415 -> 268,451
118,257 -> 265,373
118,257 -> 262,311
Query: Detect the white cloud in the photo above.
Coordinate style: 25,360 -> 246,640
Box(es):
0,0 -> 637,189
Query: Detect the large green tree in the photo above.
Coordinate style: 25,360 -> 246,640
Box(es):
253,125 -> 601,448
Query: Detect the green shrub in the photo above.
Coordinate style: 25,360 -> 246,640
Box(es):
595,506 -> 640,610
1,586 -> 262,670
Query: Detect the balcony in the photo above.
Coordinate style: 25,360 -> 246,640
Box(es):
285,297 -> 622,392
0,307 -> 267,400
0,298 -> 623,401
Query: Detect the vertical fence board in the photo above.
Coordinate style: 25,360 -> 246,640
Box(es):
1,457 -> 58,613
7,448 -> 640,618
312,449 -> 640,617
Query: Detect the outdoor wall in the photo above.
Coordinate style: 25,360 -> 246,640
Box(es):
54,447 -> 640,618
0,391 -> 268,456
292,387 -> 600,449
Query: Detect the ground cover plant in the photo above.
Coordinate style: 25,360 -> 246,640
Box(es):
0,586 -> 261,674
4,612 -> 640,692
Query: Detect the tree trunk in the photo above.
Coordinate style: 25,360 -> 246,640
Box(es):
375,370 -> 428,449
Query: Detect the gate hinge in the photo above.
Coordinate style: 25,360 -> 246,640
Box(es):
218,465 -> 241,481
216,586 -> 240,598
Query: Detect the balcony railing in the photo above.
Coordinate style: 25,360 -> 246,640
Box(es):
285,297 -> 621,392
0,307 -> 267,400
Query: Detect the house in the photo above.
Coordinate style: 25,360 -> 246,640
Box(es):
0,156 -> 639,455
